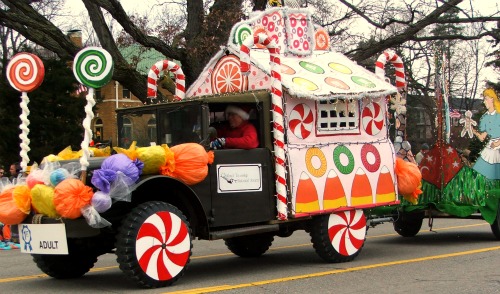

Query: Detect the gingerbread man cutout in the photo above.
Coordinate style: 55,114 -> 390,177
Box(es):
459,110 -> 477,138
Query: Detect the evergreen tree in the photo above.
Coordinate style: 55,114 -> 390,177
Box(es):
0,58 -> 86,165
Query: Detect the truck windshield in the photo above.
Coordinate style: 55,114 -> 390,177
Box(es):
117,104 -> 202,148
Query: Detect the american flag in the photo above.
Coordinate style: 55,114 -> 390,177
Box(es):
76,84 -> 87,95
450,108 -> 461,118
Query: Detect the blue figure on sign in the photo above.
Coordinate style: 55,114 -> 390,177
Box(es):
21,225 -> 32,252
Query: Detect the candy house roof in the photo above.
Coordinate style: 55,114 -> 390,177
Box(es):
232,48 -> 397,100
225,7 -> 397,100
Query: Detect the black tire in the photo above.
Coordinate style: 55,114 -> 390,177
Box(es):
491,202 -> 500,240
224,233 -> 274,258
116,201 -> 192,288
32,239 -> 98,279
310,210 -> 367,263
393,211 -> 424,237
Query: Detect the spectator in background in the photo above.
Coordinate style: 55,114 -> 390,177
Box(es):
415,143 -> 430,165
0,166 -> 5,178
9,162 -> 21,181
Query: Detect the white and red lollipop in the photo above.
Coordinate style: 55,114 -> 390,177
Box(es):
6,53 -> 45,171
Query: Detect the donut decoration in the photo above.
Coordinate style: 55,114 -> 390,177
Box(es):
361,102 -> 384,136
147,59 -> 185,102
289,103 -> 314,139
6,53 -> 45,171
72,47 -> 114,177
211,55 -> 248,94
314,27 -> 330,50
241,33 -> 287,220
333,145 -> 355,175
360,144 -> 381,173
305,147 -> 327,178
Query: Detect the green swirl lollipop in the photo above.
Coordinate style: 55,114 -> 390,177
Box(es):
73,47 -> 114,88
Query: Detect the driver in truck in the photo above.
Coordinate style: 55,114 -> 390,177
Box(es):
210,105 -> 259,149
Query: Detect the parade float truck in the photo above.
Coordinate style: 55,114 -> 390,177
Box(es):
10,6 -> 418,289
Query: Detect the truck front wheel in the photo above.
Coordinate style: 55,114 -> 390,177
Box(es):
309,209 -> 367,263
116,201 -> 192,288
224,233 -> 274,258
32,238 -> 99,279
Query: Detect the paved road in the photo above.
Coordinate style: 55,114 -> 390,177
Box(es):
0,218 -> 498,294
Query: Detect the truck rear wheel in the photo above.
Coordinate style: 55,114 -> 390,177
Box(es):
224,233 -> 274,258
309,209 -> 367,263
491,202 -> 500,240
116,201 -> 192,288
32,238 -> 98,279
393,211 -> 424,237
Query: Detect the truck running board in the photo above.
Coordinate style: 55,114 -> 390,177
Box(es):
209,224 -> 279,240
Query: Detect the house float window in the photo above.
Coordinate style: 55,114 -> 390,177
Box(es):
122,88 -> 131,99
317,98 -> 359,135
148,117 -> 157,142
94,118 -> 103,141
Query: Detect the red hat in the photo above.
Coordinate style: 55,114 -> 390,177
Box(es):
226,105 -> 251,120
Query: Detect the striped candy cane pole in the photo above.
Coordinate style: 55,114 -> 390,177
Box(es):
147,60 -> 186,103
375,50 -> 406,91
241,33 -> 287,220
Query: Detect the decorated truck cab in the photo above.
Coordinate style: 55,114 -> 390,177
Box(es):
2,5 -> 417,289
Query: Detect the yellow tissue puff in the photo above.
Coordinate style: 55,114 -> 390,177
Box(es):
113,141 -> 138,160
137,146 -> 166,174
31,184 -> 60,218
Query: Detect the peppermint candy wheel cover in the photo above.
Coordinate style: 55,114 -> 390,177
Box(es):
73,47 -> 114,89
328,210 -> 366,256
136,211 -> 191,279
7,53 -> 45,92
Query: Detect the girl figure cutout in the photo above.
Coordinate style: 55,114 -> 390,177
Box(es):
472,88 -> 500,179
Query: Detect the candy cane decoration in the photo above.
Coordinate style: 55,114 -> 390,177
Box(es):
375,50 -> 406,91
147,60 -> 185,102
73,47 -> 114,181
6,53 -> 45,172
241,33 -> 287,220
375,50 -> 415,163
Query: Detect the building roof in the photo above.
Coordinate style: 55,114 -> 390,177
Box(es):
119,44 -> 180,75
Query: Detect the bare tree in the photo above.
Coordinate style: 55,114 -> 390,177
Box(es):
0,0 -> 498,104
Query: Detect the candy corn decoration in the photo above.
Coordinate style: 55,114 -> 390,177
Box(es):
323,170 -> 347,209
375,166 -> 396,203
295,172 -> 319,213
350,168 -> 373,206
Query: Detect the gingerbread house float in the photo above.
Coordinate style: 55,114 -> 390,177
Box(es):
187,6 -> 400,218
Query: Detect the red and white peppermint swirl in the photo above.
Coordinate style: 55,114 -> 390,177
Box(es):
328,209 -> 366,256
147,60 -> 186,101
375,50 -> 406,91
136,211 -> 191,280
241,33 -> 287,220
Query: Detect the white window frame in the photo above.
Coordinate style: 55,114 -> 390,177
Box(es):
316,99 -> 359,135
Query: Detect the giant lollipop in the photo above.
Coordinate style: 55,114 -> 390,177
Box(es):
73,47 -> 114,181
6,53 -> 45,172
